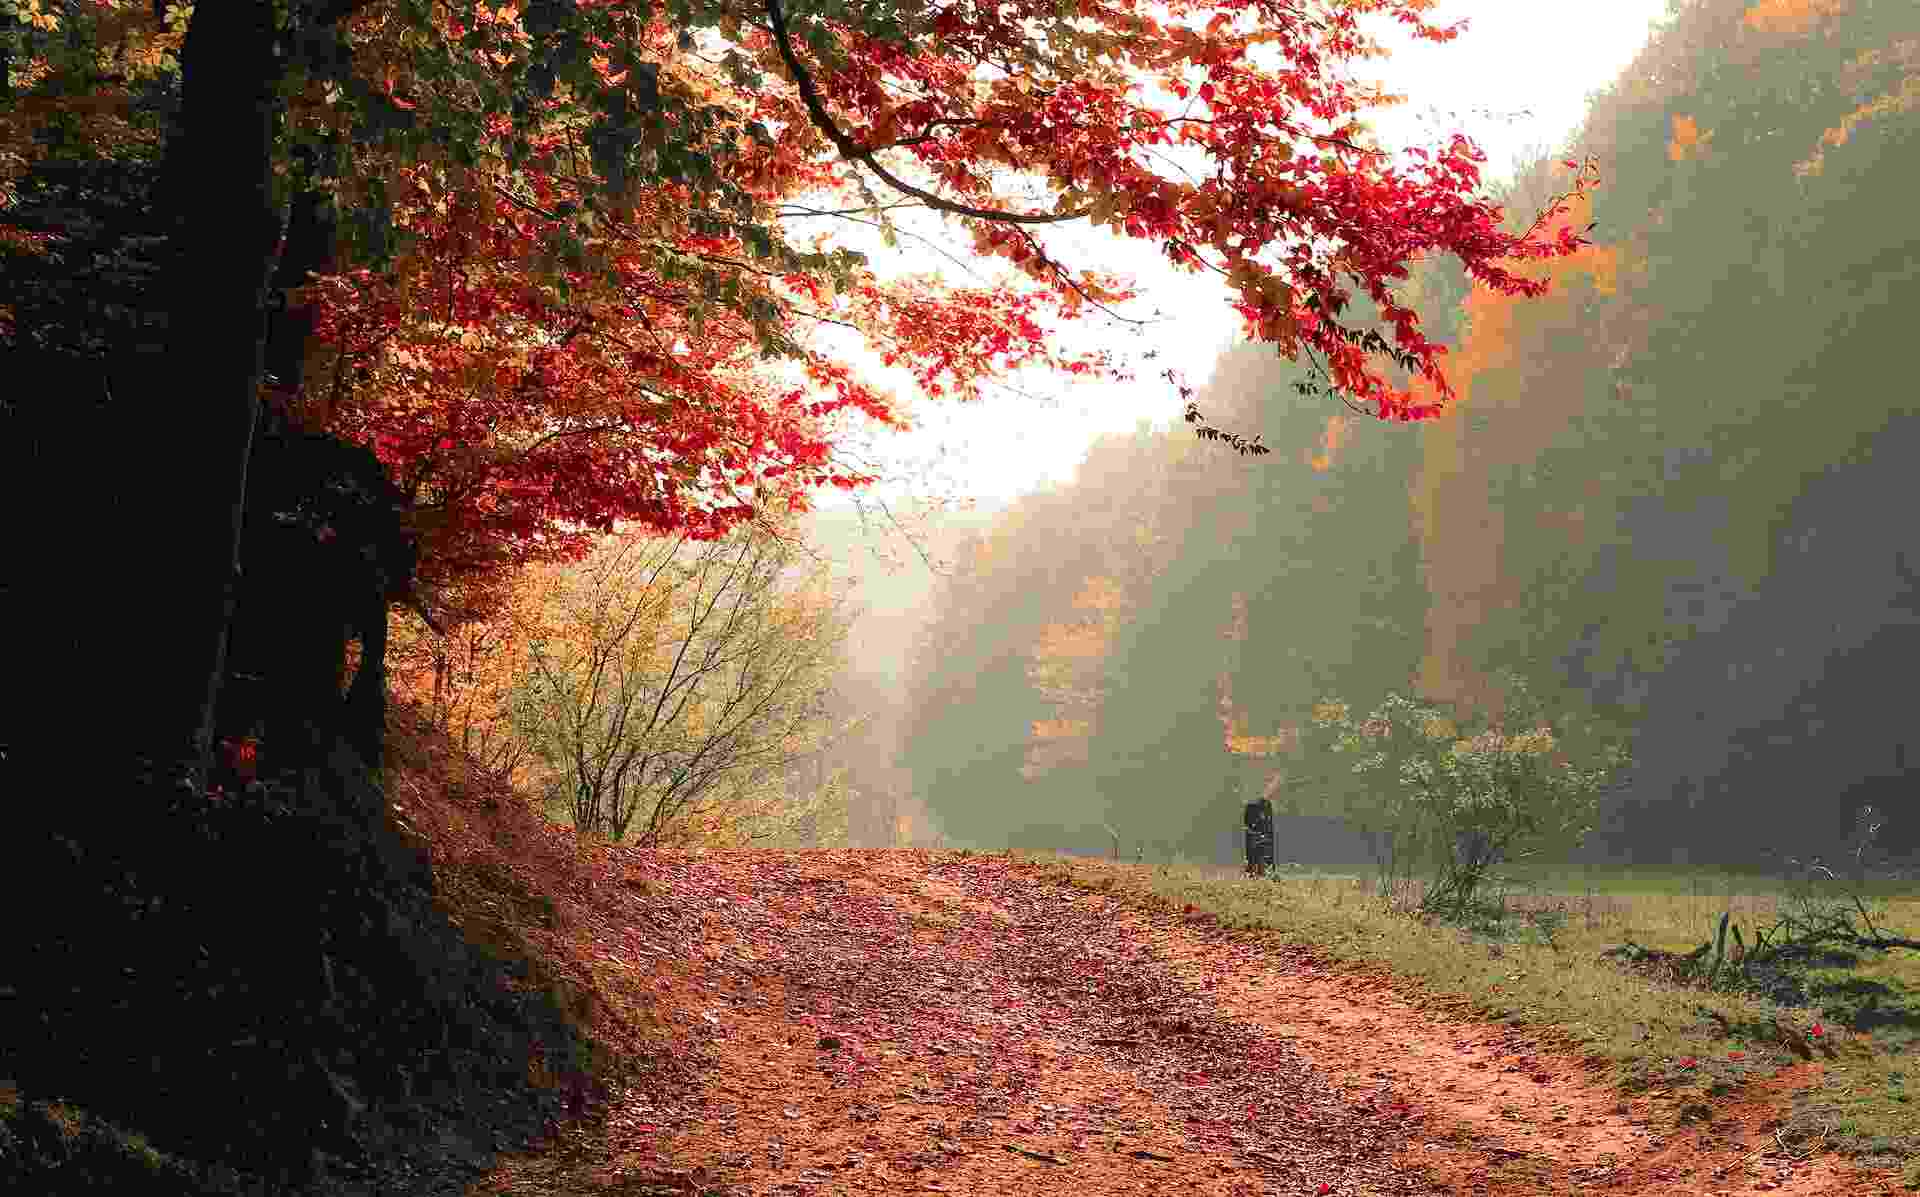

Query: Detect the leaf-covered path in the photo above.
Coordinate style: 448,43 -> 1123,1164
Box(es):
476,850 -> 1899,1196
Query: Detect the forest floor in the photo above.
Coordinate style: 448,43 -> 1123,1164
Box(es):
470,848 -> 1905,1197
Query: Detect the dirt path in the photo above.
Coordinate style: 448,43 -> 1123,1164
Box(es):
474,850 -> 1900,1196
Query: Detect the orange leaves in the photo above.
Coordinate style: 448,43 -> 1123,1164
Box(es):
1029,718 -> 1092,741
1225,731 -> 1290,758
1019,572 -> 1140,779
1741,0 -> 1850,39
1071,574 -> 1128,613
1031,619 -> 1113,665
1214,598 -> 1285,759
1794,39 -> 1920,177
1305,415 -> 1351,473
1666,114 -> 1713,162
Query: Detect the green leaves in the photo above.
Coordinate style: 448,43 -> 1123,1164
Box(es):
1304,674 -> 1631,908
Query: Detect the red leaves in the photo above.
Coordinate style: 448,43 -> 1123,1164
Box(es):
217,736 -> 260,784
761,0 -> 1600,420
235,0 -> 1609,618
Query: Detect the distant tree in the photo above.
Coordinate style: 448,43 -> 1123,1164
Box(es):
508,520 -> 851,844
1297,673 -> 1629,912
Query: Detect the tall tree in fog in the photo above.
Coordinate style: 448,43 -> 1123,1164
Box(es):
1409,0 -> 1920,862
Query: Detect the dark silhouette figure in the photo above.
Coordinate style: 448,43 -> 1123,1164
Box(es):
1244,794 -> 1276,876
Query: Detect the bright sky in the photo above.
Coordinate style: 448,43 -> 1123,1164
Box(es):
815,0 -> 1674,508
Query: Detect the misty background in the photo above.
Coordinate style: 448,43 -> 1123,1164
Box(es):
806,0 -> 1919,873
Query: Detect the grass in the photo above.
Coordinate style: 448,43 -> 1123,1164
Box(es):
1028,851 -> 1920,1183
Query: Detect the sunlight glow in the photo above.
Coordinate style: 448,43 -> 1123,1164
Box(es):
816,0 -> 1673,508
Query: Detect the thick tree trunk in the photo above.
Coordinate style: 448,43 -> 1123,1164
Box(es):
117,0 -> 287,790
264,155 -> 342,423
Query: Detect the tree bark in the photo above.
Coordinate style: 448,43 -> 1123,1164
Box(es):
116,0 -> 287,790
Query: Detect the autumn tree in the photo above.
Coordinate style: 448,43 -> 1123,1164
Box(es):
6,0 -> 1609,792
507,519 -> 852,844
386,566 -> 554,784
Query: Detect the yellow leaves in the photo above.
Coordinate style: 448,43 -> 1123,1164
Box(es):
1421,715 -> 1457,741
1225,732 -> 1289,757
1506,728 -> 1558,757
1666,113 -> 1713,162
1447,726 -> 1557,759
1311,700 -> 1349,725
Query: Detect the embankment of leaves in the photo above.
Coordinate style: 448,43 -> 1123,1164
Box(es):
1,730 -> 617,1196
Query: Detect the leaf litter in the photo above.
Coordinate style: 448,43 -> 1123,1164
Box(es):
472,850 -> 1904,1196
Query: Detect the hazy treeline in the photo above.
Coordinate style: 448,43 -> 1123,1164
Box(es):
896,0 -> 1920,869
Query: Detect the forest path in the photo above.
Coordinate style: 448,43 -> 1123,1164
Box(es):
474,850 -> 1894,1197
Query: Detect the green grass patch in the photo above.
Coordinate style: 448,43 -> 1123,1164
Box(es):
1023,852 -> 1920,1173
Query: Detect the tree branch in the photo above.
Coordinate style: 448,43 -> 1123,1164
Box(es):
763,0 -> 1089,226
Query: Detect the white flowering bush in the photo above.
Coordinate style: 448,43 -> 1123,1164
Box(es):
1306,675 -> 1629,917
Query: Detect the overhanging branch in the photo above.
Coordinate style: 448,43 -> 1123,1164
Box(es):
763,0 -> 1089,227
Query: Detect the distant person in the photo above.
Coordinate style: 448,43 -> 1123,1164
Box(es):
1244,791 -> 1276,877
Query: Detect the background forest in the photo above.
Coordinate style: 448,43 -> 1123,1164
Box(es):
892,0 -> 1920,872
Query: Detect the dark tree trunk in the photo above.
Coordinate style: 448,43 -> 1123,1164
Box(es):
263,156 -> 342,421
116,0 -> 288,790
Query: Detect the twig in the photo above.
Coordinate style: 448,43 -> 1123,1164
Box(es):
1778,1122 -> 1831,1161
1123,1148 -> 1175,1162
1004,1144 -> 1066,1164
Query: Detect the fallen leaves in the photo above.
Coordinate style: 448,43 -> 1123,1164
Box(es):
474,850 -> 1894,1197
